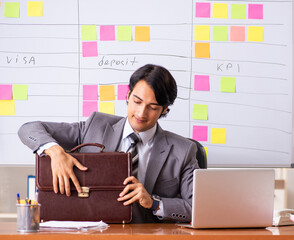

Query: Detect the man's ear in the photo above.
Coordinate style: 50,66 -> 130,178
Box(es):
126,90 -> 130,102
162,107 -> 168,115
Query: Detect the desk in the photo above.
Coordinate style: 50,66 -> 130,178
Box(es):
1,222 -> 294,240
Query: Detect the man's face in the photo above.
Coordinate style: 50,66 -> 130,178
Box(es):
127,80 -> 167,133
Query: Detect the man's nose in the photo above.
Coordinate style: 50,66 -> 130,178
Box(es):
137,105 -> 147,117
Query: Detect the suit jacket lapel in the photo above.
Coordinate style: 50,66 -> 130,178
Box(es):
144,125 -> 172,194
102,117 -> 126,152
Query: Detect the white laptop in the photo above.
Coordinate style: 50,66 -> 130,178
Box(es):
179,169 -> 275,229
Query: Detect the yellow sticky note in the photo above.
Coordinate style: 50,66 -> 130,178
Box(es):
0,100 -> 15,115
212,3 -> 228,19
28,1 -> 43,17
194,25 -> 210,41
4,2 -> 20,18
99,102 -> 115,115
248,26 -> 263,42
13,85 -> 28,100
81,25 -> 97,41
117,26 -> 132,41
135,26 -> 150,41
220,77 -> 236,93
204,147 -> 208,160
192,104 -> 208,120
195,42 -> 210,58
100,85 -> 115,101
211,128 -> 226,144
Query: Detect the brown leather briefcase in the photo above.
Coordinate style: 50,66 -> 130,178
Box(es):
36,143 -> 132,223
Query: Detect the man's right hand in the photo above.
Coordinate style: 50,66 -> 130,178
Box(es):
45,145 -> 88,197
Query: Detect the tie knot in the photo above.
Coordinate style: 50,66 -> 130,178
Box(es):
129,132 -> 140,145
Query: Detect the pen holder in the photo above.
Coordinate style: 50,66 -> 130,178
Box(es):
16,203 -> 41,232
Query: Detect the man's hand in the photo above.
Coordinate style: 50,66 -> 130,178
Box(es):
45,145 -> 88,197
117,176 -> 153,209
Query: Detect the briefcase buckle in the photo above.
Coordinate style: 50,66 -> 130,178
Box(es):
78,187 -> 90,198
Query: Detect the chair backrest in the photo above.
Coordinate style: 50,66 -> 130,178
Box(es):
188,139 -> 207,169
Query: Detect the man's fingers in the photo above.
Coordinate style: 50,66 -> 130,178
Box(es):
58,176 -> 65,195
70,173 -> 82,193
73,159 -> 88,171
64,176 -> 71,197
53,175 -> 59,194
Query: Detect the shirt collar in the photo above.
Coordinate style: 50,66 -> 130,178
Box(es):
122,118 -> 157,145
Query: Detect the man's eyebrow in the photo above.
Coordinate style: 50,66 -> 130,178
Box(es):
133,94 -> 160,106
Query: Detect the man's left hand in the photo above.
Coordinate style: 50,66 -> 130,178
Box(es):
117,176 -> 153,209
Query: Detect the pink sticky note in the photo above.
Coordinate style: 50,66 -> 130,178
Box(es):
100,25 -> 115,41
193,126 -> 208,142
230,26 -> 245,42
0,85 -> 13,100
83,85 -> 98,100
248,4 -> 263,19
194,75 -> 210,91
195,2 -> 211,18
117,84 -> 129,100
82,41 -> 98,57
83,101 -> 98,117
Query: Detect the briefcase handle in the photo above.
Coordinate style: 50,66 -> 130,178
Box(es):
69,143 -> 105,153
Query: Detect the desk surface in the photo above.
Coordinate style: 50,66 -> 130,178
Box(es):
1,222 -> 294,240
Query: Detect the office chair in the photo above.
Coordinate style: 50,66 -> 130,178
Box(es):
188,139 -> 207,169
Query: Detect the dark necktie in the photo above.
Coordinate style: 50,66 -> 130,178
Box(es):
127,132 -> 140,178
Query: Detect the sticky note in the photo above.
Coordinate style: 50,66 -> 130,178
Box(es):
195,2 -> 210,18
83,101 -> 97,117
220,77 -> 236,93
231,4 -> 246,19
213,26 -> 228,41
135,26 -> 150,42
117,84 -> 129,100
28,1 -> 43,17
194,25 -> 210,41
100,85 -> 115,101
4,2 -> 20,18
117,26 -> 132,41
194,75 -> 209,91
0,85 -> 12,100
81,25 -> 97,41
230,26 -> 245,42
83,85 -> 98,100
195,42 -> 210,58
192,104 -> 208,120
100,25 -> 115,41
248,26 -> 263,42
0,100 -> 15,115
13,85 -> 28,100
82,41 -> 98,57
211,128 -> 226,144
193,125 -> 208,142
99,102 -> 115,115
248,4 -> 263,19
212,3 -> 228,19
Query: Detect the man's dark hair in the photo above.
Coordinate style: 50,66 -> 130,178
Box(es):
128,64 -> 177,117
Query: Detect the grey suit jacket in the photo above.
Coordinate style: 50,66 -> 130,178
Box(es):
18,112 -> 199,223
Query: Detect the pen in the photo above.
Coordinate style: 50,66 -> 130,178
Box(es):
17,193 -> 20,204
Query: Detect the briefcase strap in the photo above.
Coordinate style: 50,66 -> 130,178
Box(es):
69,143 -> 105,153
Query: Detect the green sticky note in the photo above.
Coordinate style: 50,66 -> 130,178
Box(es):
193,104 -> 208,120
117,26 -> 132,41
4,2 -> 20,18
213,26 -> 228,41
231,4 -> 246,19
13,85 -> 28,100
220,77 -> 236,93
211,128 -> 226,144
81,25 -> 97,41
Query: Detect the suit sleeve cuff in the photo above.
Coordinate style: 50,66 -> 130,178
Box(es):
153,200 -> 164,217
37,142 -> 59,156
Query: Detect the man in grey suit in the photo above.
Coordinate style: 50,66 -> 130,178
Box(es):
18,64 -> 199,223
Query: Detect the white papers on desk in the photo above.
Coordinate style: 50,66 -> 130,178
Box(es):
40,221 -> 109,231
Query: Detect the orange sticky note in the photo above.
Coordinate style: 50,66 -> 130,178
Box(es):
99,85 -> 115,101
195,42 -> 210,58
135,26 -> 150,41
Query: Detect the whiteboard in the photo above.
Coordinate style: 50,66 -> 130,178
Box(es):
0,0 -> 292,167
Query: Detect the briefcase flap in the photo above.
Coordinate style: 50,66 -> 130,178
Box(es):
36,144 -> 132,192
